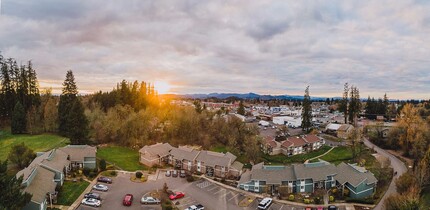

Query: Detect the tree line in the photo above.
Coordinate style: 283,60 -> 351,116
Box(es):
0,54 -> 41,133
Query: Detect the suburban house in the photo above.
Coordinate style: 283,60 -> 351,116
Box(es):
139,143 -> 173,167
238,161 -> 377,199
262,135 -> 325,156
58,145 -> 97,169
140,143 -> 243,179
337,124 -> 354,139
16,145 -> 97,210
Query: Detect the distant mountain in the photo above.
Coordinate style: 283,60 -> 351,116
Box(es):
178,92 -> 339,101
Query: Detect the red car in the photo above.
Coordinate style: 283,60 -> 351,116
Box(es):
123,194 -> 133,206
169,192 -> 185,200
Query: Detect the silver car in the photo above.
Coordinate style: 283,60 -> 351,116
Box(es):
81,198 -> 101,207
93,184 -> 109,192
140,196 -> 161,204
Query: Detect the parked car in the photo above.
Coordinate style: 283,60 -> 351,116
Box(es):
169,192 -> 185,200
140,196 -> 161,204
165,170 -> 171,177
185,204 -> 205,210
172,170 -> 178,177
180,170 -> 186,178
257,197 -> 272,210
328,206 -> 337,210
81,198 -> 101,207
317,207 -> 324,210
97,176 -> 112,184
84,192 -> 101,200
93,184 -> 109,192
123,194 -> 133,206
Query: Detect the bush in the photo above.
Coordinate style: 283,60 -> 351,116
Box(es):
88,171 -> 97,179
83,167 -> 91,176
79,177 -> 84,182
110,170 -> 117,176
304,199 -> 310,204
329,196 -> 334,202
314,197 -> 321,204
99,159 -> 106,171
289,194 -> 295,201
136,171 -> 143,179
186,175 -> 195,182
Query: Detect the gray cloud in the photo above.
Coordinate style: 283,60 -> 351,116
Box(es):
1,0 -> 430,99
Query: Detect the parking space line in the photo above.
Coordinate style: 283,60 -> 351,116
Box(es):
207,186 -> 218,191
228,192 -> 239,201
213,189 -> 224,194
279,204 -> 284,210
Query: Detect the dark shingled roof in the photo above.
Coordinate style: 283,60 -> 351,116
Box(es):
335,162 -> 378,187
170,146 -> 200,161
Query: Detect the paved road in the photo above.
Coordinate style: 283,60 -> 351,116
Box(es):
363,138 -> 408,210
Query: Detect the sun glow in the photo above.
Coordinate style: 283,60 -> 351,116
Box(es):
154,81 -> 171,94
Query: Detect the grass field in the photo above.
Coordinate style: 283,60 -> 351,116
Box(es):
320,146 -> 353,164
56,180 -> 89,205
422,186 -> 430,208
0,130 -> 69,161
97,146 -> 147,171
262,145 -> 332,165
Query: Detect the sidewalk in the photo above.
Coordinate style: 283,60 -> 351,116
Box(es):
305,146 -> 335,163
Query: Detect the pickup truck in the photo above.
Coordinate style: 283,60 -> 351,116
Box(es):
185,204 -> 205,210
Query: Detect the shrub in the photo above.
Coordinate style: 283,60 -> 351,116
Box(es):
289,194 -> 295,201
136,171 -> 143,178
314,197 -> 321,204
329,196 -> 334,202
110,170 -> 117,176
304,199 -> 310,204
186,175 -> 195,182
79,177 -> 84,182
88,171 -> 97,179
345,197 -> 375,204
99,159 -> 107,171
83,168 -> 91,176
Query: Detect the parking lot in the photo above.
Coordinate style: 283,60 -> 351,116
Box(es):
76,170 -> 348,210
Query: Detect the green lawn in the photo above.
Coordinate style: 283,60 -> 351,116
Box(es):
97,146 -> 147,171
56,180 -> 89,205
262,145 -> 332,165
320,146 -> 353,164
210,145 -> 228,153
0,130 -> 69,161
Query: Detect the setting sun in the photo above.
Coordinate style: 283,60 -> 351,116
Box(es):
154,81 -> 171,94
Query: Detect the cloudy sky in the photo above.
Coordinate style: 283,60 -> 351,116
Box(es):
1,0 -> 429,99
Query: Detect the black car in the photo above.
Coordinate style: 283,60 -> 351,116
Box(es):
97,176 -> 112,184
328,205 -> 337,210
84,192 -> 101,200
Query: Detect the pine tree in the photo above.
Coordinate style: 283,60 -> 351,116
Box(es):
348,86 -> 361,125
301,86 -> 312,132
0,160 -> 32,210
237,101 -> 245,115
339,83 -> 349,123
67,99 -> 89,145
58,70 -> 78,136
11,101 -> 26,134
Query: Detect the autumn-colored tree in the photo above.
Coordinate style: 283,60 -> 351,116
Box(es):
397,104 -> 428,157
348,127 -> 363,160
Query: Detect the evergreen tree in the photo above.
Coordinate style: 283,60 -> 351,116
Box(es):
7,143 -> 36,169
237,101 -> 245,115
58,70 -> 78,136
348,86 -> 361,125
339,83 -> 349,123
67,99 -> 89,145
0,58 -> 16,119
301,86 -> 312,132
11,101 -> 26,134
0,160 -> 32,210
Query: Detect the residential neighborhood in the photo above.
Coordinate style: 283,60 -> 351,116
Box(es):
1,1 -> 430,210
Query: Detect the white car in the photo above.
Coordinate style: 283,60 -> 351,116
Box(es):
81,198 -> 101,207
185,204 -> 205,210
93,184 -> 109,192
140,196 -> 160,204
257,198 -> 272,210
